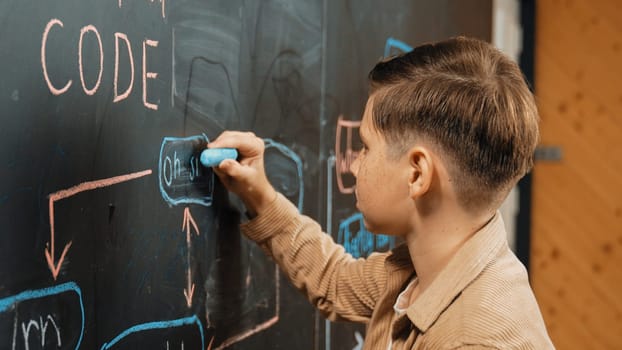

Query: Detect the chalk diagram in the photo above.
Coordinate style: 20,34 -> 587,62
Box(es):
2,1 -> 314,345
0,147 -> 206,349
0,2 -> 406,347
0,132 -> 304,349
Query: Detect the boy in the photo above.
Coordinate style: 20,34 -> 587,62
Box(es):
208,36 -> 555,349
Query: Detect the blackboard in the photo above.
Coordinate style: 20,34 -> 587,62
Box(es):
0,0 -> 492,349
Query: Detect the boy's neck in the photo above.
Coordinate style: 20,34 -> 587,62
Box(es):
405,205 -> 494,294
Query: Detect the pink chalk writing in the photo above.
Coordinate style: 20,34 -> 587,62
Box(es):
78,25 -> 104,95
113,33 -> 135,102
41,19 -> 72,95
40,17 -> 161,111
142,39 -> 159,110
182,207 -> 200,307
335,116 -> 361,194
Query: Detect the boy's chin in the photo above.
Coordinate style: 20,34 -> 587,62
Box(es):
362,217 -> 403,237
360,216 -> 381,234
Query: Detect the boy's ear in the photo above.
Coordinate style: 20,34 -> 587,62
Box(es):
407,146 -> 433,199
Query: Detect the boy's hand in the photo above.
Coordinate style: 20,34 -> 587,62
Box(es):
208,131 -> 277,217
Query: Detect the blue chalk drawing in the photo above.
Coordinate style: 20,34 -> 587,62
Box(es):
264,139 -> 304,212
100,315 -> 204,350
384,37 -> 413,57
337,213 -> 396,259
0,282 -> 85,349
159,135 -> 214,207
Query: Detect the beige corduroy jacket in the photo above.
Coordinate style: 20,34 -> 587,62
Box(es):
241,194 -> 555,349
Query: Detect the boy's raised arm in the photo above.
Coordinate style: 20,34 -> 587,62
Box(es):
207,131 -> 387,322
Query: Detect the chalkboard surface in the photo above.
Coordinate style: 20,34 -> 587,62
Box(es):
0,0 -> 491,349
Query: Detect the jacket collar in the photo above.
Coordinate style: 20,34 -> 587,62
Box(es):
400,212 -> 508,332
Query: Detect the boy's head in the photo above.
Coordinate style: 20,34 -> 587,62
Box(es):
367,36 -> 539,212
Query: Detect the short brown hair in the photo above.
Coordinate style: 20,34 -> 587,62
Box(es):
368,36 -> 539,211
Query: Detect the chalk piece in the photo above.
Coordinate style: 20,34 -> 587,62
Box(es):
200,148 -> 238,167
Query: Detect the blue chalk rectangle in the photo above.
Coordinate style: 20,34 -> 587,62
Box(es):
158,135 -> 214,207
200,148 -> 238,167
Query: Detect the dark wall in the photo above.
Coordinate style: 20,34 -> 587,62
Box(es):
0,0 -> 491,349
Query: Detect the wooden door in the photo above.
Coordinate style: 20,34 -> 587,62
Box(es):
532,0 -> 622,349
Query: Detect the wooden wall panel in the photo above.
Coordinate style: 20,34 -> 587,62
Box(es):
532,0 -> 622,349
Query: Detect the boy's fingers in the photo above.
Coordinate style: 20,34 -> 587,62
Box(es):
215,158 -> 235,175
208,131 -> 263,157
208,131 -> 249,148
211,162 -> 227,178
216,159 -> 248,179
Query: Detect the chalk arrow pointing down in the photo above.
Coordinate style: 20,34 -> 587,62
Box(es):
45,169 -> 153,280
182,207 -> 200,307
45,195 -> 73,280
45,238 -> 72,279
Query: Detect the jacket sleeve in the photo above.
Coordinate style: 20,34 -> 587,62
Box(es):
240,193 -> 389,323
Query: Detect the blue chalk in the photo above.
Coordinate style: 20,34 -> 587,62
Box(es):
200,148 -> 238,167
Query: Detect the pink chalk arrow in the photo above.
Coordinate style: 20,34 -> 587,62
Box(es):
182,207 -> 200,307
45,170 -> 152,280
